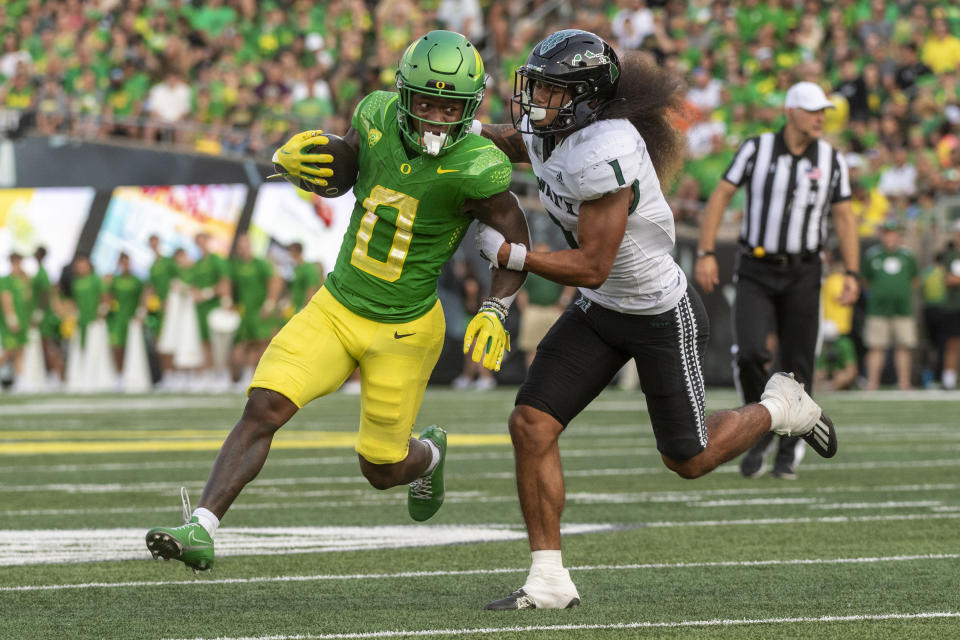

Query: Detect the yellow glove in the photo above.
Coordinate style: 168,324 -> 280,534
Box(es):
463,306 -> 510,372
270,130 -> 335,188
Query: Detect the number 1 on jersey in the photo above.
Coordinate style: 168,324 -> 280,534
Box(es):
351,185 -> 419,282
608,159 -> 626,186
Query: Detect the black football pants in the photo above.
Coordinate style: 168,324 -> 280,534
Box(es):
732,254 -> 823,468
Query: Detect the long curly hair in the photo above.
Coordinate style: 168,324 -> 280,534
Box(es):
601,51 -> 687,189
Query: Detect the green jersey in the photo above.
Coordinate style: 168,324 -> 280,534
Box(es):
110,273 -> 143,320
861,245 -> 917,316
1,275 -> 30,344
31,266 -> 51,311
290,261 -> 321,311
325,91 -> 512,322
189,253 -> 228,290
817,335 -> 857,375
31,266 -> 60,338
71,273 -> 104,329
0,273 -> 32,332
108,273 -> 143,347
149,255 -> 178,301
230,257 -> 272,315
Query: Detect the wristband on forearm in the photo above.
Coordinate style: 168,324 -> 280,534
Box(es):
505,243 -> 527,271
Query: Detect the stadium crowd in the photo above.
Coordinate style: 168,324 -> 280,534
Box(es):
1,0 -> 960,390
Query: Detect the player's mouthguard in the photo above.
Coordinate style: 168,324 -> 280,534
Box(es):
421,131 -> 447,156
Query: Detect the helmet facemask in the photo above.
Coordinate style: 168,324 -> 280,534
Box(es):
511,68 -> 596,135
510,29 -> 621,136
396,78 -> 482,156
394,30 -> 486,157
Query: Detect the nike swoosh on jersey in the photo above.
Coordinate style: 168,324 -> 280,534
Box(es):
394,331 -> 416,339
436,167 -> 459,174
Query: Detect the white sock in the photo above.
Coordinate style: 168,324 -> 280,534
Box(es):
943,369 -> 957,390
421,439 -> 440,477
759,398 -> 784,431
530,549 -> 564,576
192,507 -> 220,538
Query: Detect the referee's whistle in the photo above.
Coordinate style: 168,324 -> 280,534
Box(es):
752,246 -> 766,258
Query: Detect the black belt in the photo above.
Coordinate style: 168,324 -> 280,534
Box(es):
741,248 -> 820,266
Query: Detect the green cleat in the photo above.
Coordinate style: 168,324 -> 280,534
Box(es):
146,516 -> 215,573
408,425 -> 447,522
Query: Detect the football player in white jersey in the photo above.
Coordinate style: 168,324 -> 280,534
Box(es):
470,29 -> 840,610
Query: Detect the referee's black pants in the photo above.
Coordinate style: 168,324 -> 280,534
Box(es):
732,253 -> 822,468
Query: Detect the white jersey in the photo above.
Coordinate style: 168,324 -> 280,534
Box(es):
522,117 -> 686,315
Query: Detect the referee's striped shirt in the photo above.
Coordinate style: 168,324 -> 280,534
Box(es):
723,129 -> 851,255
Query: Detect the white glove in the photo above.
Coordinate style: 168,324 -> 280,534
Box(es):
475,223 -> 505,267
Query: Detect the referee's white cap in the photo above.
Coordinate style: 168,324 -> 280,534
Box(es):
784,82 -> 835,111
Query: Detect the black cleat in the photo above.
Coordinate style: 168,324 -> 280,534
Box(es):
802,413 -> 837,458
485,588 -> 580,611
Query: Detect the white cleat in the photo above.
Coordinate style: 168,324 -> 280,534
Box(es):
760,372 -> 837,458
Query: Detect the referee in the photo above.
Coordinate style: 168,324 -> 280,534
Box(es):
695,81 -> 860,479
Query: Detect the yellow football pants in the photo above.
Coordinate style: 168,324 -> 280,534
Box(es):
250,286 -> 445,464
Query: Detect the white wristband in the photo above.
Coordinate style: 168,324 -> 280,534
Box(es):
470,119 -> 483,136
506,243 -> 526,271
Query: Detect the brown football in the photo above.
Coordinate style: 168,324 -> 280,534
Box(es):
275,133 -> 359,198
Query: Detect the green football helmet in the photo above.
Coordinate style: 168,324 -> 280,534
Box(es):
396,30 -> 485,156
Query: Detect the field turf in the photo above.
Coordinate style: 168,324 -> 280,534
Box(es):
1,387 -> 958,639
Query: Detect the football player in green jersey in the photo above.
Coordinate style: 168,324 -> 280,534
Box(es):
146,31 -> 530,573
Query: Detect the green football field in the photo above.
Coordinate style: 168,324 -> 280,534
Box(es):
1,387 -> 958,639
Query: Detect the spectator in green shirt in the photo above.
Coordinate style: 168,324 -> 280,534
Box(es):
287,241 -> 322,313
861,220 -> 919,390
31,246 -> 64,382
68,254 -> 107,346
188,233 -> 231,377
815,320 -> 859,391
0,253 -> 33,379
229,234 -> 279,384
145,235 -> 179,384
107,252 -> 144,371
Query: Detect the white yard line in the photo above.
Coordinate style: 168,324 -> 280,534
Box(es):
161,612 -> 960,640
154,611 -> 960,640
1,514 -> 958,567
6,482 -> 959,517
3,553 -> 956,593
2,458 -> 958,494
